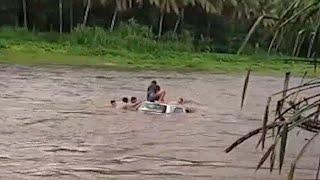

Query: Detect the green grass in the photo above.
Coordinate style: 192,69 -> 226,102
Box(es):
0,25 -> 318,77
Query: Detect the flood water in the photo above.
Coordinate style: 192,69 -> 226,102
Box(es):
0,65 -> 319,180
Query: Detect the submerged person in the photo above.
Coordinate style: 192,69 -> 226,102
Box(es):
110,97 -> 142,111
167,98 -> 196,113
110,100 -> 117,108
128,97 -> 142,111
169,97 -> 184,105
169,97 -> 200,106
185,107 -> 196,113
110,97 -> 129,109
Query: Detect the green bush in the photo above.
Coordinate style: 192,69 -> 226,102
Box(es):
66,21 -> 194,53
0,21 -> 197,56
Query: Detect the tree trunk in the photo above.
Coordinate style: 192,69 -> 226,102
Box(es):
237,15 -> 265,55
307,9 -> 320,58
268,30 -> 279,54
173,16 -> 181,34
110,8 -> 118,32
59,0 -> 63,34
296,33 -> 306,57
158,12 -> 164,38
307,32 -> 316,58
14,0 -> 18,27
206,22 -> 211,40
69,0 -> 73,32
173,8 -> 184,34
180,9 -> 185,31
292,30 -> 305,56
82,0 -> 91,27
275,30 -> 284,52
22,0 -> 27,28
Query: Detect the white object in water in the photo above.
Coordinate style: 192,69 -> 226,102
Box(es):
138,101 -> 186,114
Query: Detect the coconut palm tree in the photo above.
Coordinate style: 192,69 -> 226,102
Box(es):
149,0 -> 180,37
22,0 -> 27,28
172,0 -> 197,34
267,0 -> 320,54
149,0 -> 220,37
110,0 -> 134,31
82,0 -> 91,26
236,0 -> 320,55
99,0 -> 142,31
59,0 -> 63,34
307,9 -> 320,58
69,0 -> 73,32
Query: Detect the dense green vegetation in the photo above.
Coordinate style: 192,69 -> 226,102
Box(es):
0,25 -> 317,75
1,0 -> 320,56
0,0 -> 319,75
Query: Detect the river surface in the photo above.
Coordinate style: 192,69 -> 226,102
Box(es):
0,65 -> 319,180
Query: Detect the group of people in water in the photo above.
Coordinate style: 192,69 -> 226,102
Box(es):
110,80 -> 186,111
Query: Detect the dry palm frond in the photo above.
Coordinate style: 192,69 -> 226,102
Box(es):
240,69 -> 251,110
226,71 -> 320,176
287,132 -> 319,180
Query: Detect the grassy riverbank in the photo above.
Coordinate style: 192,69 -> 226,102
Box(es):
0,26 -> 317,76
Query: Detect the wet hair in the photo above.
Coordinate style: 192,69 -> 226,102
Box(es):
155,85 -> 161,92
178,98 -> 184,104
122,97 -> 129,103
185,107 -> 194,113
131,97 -> 137,102
151,80 -> 157,85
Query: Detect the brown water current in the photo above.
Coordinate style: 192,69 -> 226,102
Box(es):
0,65 -> 319,179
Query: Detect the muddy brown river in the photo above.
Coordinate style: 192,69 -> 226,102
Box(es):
0,65 -> 319,180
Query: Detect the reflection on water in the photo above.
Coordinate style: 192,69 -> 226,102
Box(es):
0,65 -> 319,179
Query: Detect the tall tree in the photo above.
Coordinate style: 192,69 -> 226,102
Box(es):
292,29 -> 306,56
22,0 -> 27,28
82,0 -> 91,26
70,0 -> 73,32
59,0 -> 63,34
173,8 -> 184,34
110,1 -> 119,31
237,15 -> 266,55
307,8 -> 320,58
149,0 -> 180,37
173,0 -> 196,34
100,0 -> 138,31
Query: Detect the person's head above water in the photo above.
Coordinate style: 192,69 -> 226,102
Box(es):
122,97 -> 129,103
155,85 -> 161,92
147,80 -> 158,94
131,97 -> 137,103
151,80 -> 157,85
178,98 -> 184,104
110,100 -> 116,107
185,107 -> 195,113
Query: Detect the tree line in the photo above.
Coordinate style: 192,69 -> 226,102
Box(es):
0,0 -> 320,57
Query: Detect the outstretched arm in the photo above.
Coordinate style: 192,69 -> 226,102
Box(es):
123,100 -> 142,110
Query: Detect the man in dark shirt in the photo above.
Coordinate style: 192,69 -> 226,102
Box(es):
146,80 -> 166,102
147,80 -> 157,102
